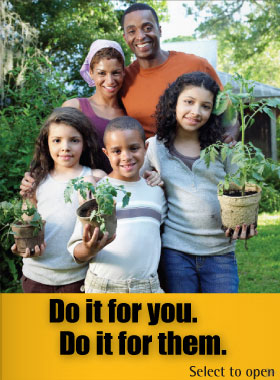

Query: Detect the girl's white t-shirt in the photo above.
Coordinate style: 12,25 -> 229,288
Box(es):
22,166 -> 91,285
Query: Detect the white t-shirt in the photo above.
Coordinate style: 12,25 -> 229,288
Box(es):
23,166 -> 91,285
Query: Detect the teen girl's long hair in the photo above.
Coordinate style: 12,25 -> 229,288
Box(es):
29,107 -> 104,196
155,71 -> 224,150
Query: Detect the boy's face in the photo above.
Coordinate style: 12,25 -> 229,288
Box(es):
103,129 -> 146,182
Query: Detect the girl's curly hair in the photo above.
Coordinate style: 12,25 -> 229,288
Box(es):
29,107 -> 104,196
155,71 -> 224,150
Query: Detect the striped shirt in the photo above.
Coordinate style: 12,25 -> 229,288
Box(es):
68,177 -> 167,280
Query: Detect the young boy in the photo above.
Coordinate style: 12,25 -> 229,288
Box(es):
68,116 -> 167,293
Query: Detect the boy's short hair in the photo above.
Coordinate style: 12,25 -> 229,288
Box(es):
104,116 -> 146,145
121,3 -> 159,29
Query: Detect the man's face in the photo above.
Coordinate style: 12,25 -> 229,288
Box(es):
123,10 -> 161,60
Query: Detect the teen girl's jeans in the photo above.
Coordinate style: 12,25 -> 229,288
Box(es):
159,248 -> 239,293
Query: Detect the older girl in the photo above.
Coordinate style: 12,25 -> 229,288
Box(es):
143,72 -> 256,293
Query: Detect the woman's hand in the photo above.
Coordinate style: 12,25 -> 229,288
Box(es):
20,172 -> 35,197
143,170 -> 164,187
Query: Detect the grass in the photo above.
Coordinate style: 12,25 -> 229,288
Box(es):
236,212 -> 280,293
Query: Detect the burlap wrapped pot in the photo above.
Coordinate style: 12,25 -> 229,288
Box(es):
218,183 -> 262,229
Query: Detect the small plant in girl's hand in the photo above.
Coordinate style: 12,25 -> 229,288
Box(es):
0,199 -> 44,235
0,199 -> 45,253
64,178 -> 131,234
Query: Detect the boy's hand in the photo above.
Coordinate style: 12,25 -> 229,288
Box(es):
74,224 -> 116,262
143,170 -> 164,187
225,224 -> 257,240
20,172 -> 35,197
11,242 -> 46,258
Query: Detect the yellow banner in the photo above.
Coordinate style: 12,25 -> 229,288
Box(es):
1,294 -> 279,380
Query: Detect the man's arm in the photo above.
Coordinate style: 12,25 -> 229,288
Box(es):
205,61 -> 240,143
223,119 -> 240,144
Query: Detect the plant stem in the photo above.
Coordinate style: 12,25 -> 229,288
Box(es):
239,97 -> 246,196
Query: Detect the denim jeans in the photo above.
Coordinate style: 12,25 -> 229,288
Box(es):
85,270 -> 164,293
159,248 -> 239,293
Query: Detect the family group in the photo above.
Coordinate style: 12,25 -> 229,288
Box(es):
15,3 -> 256,294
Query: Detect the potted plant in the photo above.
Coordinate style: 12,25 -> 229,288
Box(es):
64,178 -> 131,239
0,199 -> 45,254
201,73 -> 280,236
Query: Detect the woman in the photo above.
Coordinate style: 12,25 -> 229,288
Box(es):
63,39 -> 126,172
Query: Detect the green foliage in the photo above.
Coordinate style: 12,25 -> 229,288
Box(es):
201,74 -> 280,196
236,213 -> 280,293
1,52 -> 71,293
163,35 -> 195,43
9,0 -> 168,92
258,165 -> 280,213
0,53 -> 71,200
0,196 -> 22,293
0,198 -> 43,244
64,178 -> 131,233
184,0 -> 280,88
0,199 -> 43,293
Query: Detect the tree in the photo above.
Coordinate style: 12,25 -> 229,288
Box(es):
9,0 -> 168,93
163,35 -> 195,43
184,0 -> 280,87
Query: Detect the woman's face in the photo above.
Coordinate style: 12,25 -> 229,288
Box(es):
90,58 -> 125,98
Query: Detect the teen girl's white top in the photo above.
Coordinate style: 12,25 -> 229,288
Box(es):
22,166 -> 92,285
68,177 -> 167,281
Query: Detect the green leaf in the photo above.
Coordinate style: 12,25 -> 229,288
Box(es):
221,146 -> 229,162
263,107 -> 275,120
122,192 -> 131,208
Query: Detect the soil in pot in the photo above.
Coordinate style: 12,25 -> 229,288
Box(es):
11,221 -> 46,254
77,199 -> 117,239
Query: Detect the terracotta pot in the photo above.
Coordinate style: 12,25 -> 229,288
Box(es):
11,221 -> 46,254
218,183 -> 262,229
76,199 -> 117,239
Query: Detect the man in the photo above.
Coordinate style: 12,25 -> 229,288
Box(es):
121,3 -> 238,141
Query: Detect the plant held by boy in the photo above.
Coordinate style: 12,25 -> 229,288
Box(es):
200,73 -> 280,231
64,178 -> 131,235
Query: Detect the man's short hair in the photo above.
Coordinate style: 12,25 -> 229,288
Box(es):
121,3 -> 159,29
104,116 -> 146,145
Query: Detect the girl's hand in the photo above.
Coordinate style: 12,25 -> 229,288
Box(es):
20,172 -> 35,197
143,170 -> 164,187
11,242 -> 46,258
225,224 -> 257,240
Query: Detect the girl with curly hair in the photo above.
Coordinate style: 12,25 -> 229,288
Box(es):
143,71 -> 255,293
12,107 -> 109,292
